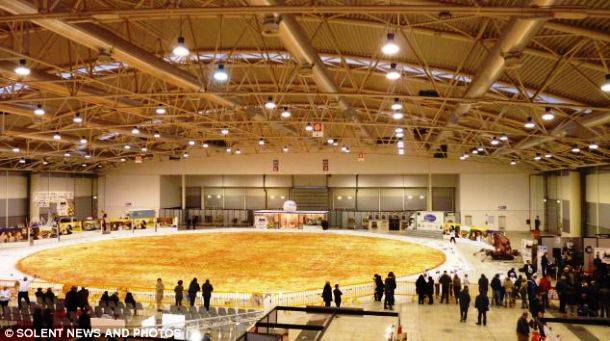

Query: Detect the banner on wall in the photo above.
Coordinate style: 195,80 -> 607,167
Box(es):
322,159 -> 329,172
594,248 -> 610,264
415,211 -> 444,230
311,123 -> 324,137
521,239 -> 534,263
272,159 -> 279,172
57,200 -> 74,216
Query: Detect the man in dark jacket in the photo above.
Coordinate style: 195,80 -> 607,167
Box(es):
65,286 -> 79,321
527,275 -> 538,307
478,274 -> 489,294
322,282 -> 333,307
187,278 -> 200,307
201,279 -> 213,311
490,274 -> 502,306
541,252 -> 550,276
415,275 -> 426,305
475,292 -> 489,326
384,272 -> 397,310
77,286 -> 89,309
427,276 -> 434,305
374,274 -> 384,302
452,274 -> 461,304
555,276 -> 570,314
516,312 -> 530,341
439,271 -> 452,304
458,286 -> 471,322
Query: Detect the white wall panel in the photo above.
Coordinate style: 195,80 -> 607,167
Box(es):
100,174 -> 160,218
160,175 -> 181,208
327,175 -> 356,187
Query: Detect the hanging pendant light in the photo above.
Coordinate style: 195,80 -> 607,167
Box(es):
172,36 -> 190,57
381,33 -> 400,55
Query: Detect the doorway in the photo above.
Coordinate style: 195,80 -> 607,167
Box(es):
498,215 -> 506,231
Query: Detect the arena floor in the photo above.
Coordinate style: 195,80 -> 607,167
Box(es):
16,231 -> 445,293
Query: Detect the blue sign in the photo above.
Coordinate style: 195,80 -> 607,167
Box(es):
423,214 -> 437,222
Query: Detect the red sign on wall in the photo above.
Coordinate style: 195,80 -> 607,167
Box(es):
322,159 -> 329,172
272,159 -> 279,172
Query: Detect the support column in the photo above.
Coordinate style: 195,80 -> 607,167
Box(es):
28,173 -> 39,223
427,173 -> 433,211
567,171 -> 582,237
181,174 -> 186,210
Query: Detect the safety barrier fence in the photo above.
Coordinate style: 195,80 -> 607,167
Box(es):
0,278 -> 481,310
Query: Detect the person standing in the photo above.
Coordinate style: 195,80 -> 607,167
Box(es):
449,229 -> 457,244
433,271 -> 441,298
0,286 -> 10,315
534,216 -> 541,231
516,312 -> 530,341
478,274 -> 489,295
77,286 -> 89,309
555,276 -> 569,314
384,272 -> 397,310
452,273 -> 462,304
187,278 -> 200,307
538,274 -> 551,309
174,280 -> 184,307
426,276 -> 434,305
503,276 -> 515,307
475,291 -> 489,326
155,278 -> 165,312
491,274 -> 502,306
439,271 -> 451,304
17,276 -> 34,309
333,284 -> 342,307
527,275 -> 538,307
374,274 -> 384,302
202,279 -> 213,311
322,282 -> 333,307
65,286 -> 79,321
458,286 -> 471,322
416,275 -> 426,305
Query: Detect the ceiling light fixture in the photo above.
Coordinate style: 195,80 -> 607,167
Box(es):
305,123 -> 313,131
79,138 -> 87,144
14,59 -> 30,76
12,147 -> 20,153
155,105 -> 166,115
541,107 -> 555,121
84,154 -> 91,159
73,112 -> 83,124
386,63 -> 400,80
391,98 -> 403,111
499,134 -> 508,141
544,153 -> 552,158
183,152 -> 190,158
524,117 -> 536,129
477,147 -> 485,152
33,104 -> 45,116
141,147 -> 148,152
235,148 -> 241,155
53,132 -> 61,140
220,127 -> 229,136
213,63 -> 228,81
571,145 -> 580,153
534,154 -> 542,161
392,111 -> 404,120
188,140 -> 196,146
395,132 -> 404,138
131,126 -> 140,135
258,138 -> 265,146
589,142 -> 599,150
280,106 -> 291,118
172,36 -> 190,57
153,131 -> 161,138
395,127 -> 403,134
18,157 -> 26,164
124,144 -> 131,150
265,97 -> 276,110
472,149 -> 479,155
202,143 -> 209,148
397,140 -> 404,148
120,158 -> 126,162
327,138 -> 334,145
601,74 -> 610,92
510,160 -> 517,166
398,148 -> 405,155
226,147 -> 232,153
381,33 -> 400,55
490,137 -> 500,146
64,152 -> 71,157
282,146 -> 288,153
